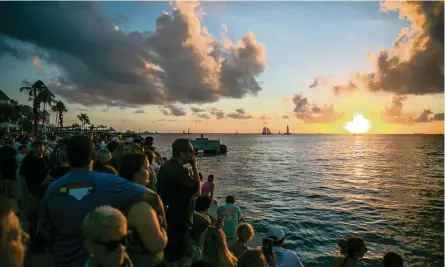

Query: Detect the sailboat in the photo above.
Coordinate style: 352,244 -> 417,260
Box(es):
187,128 -> 191,134
262,127 -> 272,135
236,130 -> 239,135
284,125 -> 291,135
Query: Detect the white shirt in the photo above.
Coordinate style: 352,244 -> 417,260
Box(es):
264,246 -> 305,267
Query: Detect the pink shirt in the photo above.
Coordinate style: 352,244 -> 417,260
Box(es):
201,182 -> 214,196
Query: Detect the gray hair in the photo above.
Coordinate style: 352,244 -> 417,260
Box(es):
82,206 -> 126,242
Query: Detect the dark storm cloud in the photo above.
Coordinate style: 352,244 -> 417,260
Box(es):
292,93 -> 344,123
415,109 -> 433,123
190,106 -> 206,113
197,113 -> 210,119
161,104 -> 187,116
433,113 -> 444,121
314,1 -> 444,96
0,2 -> 266,107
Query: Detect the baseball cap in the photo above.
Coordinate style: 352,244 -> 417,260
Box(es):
111,136 -> 119,142
267,226 -> 285,241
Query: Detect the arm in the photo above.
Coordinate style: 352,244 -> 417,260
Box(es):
209,183 -> 214,199
128,201 -> 167,253
191,159 -> 201,196
141,189 -> 167,229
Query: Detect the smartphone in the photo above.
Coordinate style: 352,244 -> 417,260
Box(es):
262,238 -> 273,255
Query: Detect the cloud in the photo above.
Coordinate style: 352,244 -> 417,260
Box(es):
235,108 -> 245,114
433,113 -> 444,121
317,2 -> 444,96
415,109 -> 433,123
226,112 -> 252,119
209,108 -> 226,119
31,56 -> 43,70
161,104 -> 186,116
383,96 -> 407,117
309,76 -> 326,89
134,109 -> 145,114
197,113 -> 210,119
0,2 -> 266,107
292,93 -> 344,123
282,115 -> 289,119
190,106 -> 206,113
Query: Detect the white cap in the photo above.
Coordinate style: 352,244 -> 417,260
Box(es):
111,137 -> 119,142
267,226 -> 285,241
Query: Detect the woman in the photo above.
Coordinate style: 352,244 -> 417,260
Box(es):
201,174 -> 215,200
229,223 -> 254,258
191,226 -> 237,267
144,150 -> 158,192
333,237 -> 367,267
119,153 -> 167,267
83,206 -> 133,267
1,196 -> 28,267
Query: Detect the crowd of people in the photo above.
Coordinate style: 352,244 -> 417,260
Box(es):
0,132 -> 405,267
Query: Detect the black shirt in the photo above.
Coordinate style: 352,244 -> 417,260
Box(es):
20,154 -> 48,198
158,159 -> 199,228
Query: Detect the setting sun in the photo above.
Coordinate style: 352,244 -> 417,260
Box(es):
344,114 -> 371,134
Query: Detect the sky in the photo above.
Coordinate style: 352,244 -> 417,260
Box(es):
0,1 -> 443,134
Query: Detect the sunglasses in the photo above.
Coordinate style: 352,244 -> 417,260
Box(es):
95,234 -> 130,253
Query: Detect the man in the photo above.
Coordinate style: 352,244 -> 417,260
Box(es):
41,135 -> 166,267
19,141 -> 48,253
158,138 -> 201,267
265,226 -> 304,267
144,136 -> 164,165
217,195 -> 242,239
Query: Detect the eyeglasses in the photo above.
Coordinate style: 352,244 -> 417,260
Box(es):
94,234 -> 130,253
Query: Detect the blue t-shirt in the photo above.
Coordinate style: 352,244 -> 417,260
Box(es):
44,170 -> 146,267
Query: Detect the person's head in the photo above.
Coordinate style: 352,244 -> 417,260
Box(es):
123,142 -> 141,154
201,226 -> 237,267
226,195 -> 235,204
119,153 -> 149,186
236,223 -> 254,244
144,136 -> 154,147
96,149 -> 112,166
237,248 -> 266,267
383,252 -> 404,267
337,237 -> 367,260
18,145 -> 26,154
267,226 -> 285,247
195,196 -> 212,212
83,206 -> 128,267
67,135 -> 96,169
0,197 -> 28,267
16,135 -> 24,143
144,150 -> 155,165
172,138 -> 194,164
208,174 -> 215,182
106,141 -> 119,154
31,141 -> 44,158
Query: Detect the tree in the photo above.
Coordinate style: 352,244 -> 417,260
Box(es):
20,80 -> 48,134
52,100 -> 67,127
36,88 -> 55,125
77,113 -> 90,131
0,99 -> 22,124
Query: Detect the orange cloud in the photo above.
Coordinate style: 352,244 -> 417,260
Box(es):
32,56 -> 43,70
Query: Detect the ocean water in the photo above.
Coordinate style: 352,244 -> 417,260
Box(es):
151,134 -> 444,267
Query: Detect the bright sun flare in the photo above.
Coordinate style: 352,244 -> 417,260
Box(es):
344,114 -> 371,134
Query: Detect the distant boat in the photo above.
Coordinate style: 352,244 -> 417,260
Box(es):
262,127 -> 272,135
187,128 -> 191,135
236,130 -> 238,135
278,131 -> 281,134
283,125 -> 291,135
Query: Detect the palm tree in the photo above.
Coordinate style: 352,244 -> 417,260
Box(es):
36,88 -> 55,125
77,113 -> 90,131
20,80 -> 48,134
52,100 -> 67,127
71,123 -> 81,130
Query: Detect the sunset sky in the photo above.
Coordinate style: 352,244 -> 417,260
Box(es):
0,1 -> 443,134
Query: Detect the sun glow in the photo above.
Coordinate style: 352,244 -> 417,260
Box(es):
344,114 -> 371,134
